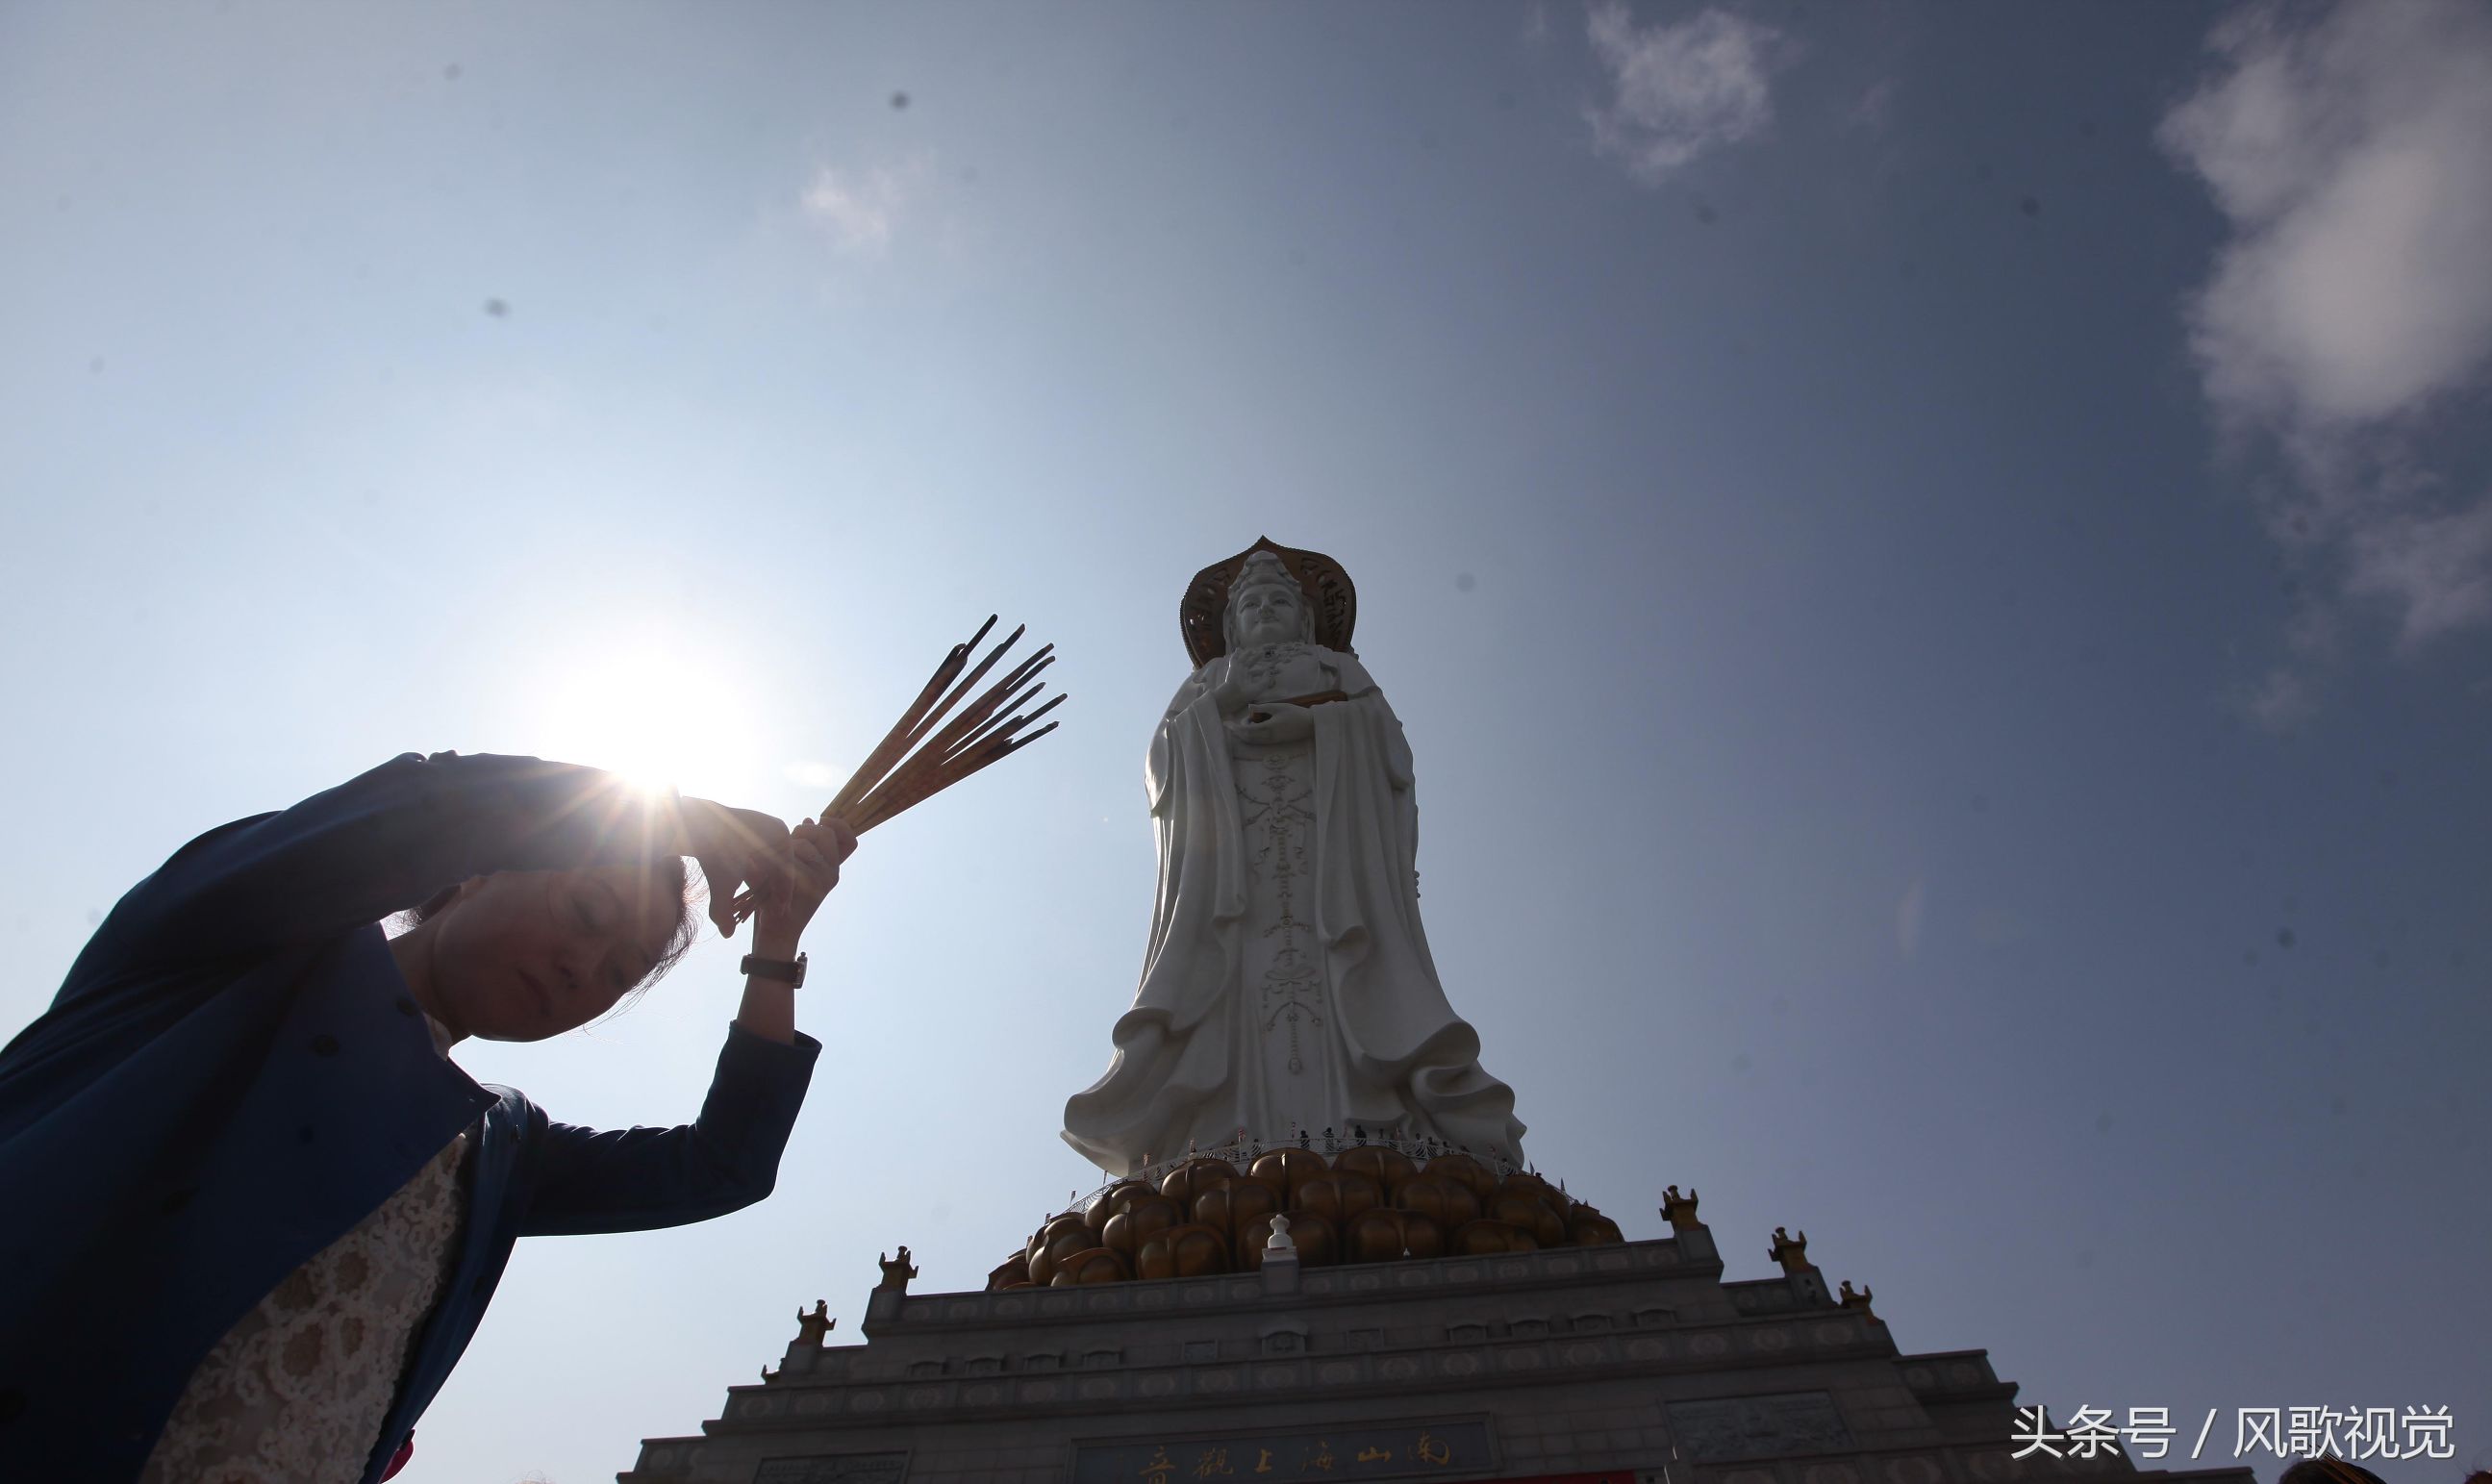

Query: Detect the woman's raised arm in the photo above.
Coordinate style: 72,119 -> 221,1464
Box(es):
91,751 -> 745,970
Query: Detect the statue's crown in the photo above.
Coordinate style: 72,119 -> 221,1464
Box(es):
1229,550 -> 1297,598
1178,538 -> 1359,665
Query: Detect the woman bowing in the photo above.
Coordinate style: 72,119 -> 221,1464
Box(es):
0,750 -> 853,1483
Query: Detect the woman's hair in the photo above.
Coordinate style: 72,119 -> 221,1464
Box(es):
396,853 -> 703,1010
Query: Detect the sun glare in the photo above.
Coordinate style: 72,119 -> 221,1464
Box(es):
529,634 -> 762,804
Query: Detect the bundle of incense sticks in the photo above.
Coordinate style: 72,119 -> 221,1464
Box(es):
733,616 -> 1063,921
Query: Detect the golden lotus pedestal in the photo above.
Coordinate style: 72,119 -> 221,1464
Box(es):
1001,1148 -> 1629,1295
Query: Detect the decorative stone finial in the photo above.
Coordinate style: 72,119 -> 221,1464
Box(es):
1769,1226 -> 1816,1274
1661,1184 -> 1702,1230
1266,1214 -> 1296,1251
875,1247 -> 919,1293
1839,1280 -> 1876,1317
793,1298 -> 835,1346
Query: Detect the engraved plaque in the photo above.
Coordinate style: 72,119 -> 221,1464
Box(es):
1668,1393 -> 1856,1461
1072,1419 -> 1490,1484
753,1452 -> 908,1484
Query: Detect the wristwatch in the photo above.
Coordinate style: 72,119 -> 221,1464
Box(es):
739,951 -> 807,989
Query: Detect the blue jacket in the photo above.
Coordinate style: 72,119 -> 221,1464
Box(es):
0,753 -> 821,1483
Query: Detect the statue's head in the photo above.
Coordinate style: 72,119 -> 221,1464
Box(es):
1222,551 -> 1314,650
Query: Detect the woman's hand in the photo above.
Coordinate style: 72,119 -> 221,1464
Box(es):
730,816 -> 853,1044
674,798 -> 796,938
750,817 -> 856,956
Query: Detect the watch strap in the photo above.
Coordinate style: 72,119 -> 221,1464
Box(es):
740,951 -> 807,988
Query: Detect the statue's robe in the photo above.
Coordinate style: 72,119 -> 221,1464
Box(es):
1063,647 -> 1526,1176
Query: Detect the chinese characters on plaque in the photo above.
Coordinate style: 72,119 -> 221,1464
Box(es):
1073,1421 -> 1491,1484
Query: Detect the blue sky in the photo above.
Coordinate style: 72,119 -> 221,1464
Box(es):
4,3 -> 2488,1481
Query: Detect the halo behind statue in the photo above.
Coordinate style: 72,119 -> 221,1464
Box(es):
1179,537 -> 1358,667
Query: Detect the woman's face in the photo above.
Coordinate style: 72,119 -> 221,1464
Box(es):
422,865 -> 686,1042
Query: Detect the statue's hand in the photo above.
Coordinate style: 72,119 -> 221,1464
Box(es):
1210,656 -> 1257,715
1235,701 -> 1314,744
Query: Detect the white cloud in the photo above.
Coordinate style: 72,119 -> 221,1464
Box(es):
2345,500 -> 2492,644
1584,3 -> 1781,185
1895,878 -> 1925,957
2237,664 -> 2320,731
1850,78 -> 1897,133
2161,0 -> 2492,705
783,760 -> 841,791
2165,4 -> 2492,430
797,162 -> 920,257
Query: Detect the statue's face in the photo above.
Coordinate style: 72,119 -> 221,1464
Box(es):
1230,580 -> 1303,647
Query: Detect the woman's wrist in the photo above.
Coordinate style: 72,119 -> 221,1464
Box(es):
735,932 -> 803,1044
747,923 -> 803,962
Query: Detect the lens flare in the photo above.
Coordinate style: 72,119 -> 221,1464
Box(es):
528,632 -> 759,803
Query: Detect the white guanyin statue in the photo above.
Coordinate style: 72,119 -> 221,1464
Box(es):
1062,539 -> 1526,1176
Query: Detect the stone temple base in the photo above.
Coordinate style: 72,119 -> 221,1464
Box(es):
621,1216 -> 2251,1484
